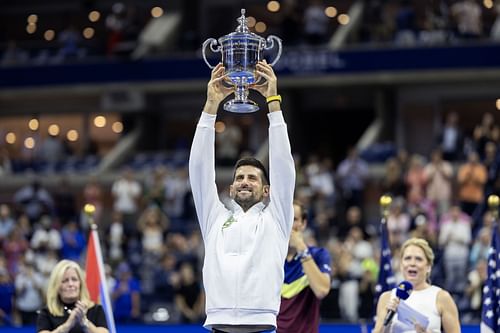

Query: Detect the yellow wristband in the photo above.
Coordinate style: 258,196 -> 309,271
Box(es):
266,95 -> 282,104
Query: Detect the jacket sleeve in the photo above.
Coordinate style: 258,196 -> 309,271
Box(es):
268,111 -> 296,239
188,112 -> 225,237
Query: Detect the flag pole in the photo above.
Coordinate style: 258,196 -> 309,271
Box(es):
84,203 -> 118,333
374,195 -> 396,322
380,195 -> 392,224
480,195 -> 500,333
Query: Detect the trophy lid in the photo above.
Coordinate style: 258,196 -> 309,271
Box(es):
219,8 -> 265,45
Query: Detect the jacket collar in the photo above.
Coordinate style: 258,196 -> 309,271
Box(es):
230,200 -> 266,214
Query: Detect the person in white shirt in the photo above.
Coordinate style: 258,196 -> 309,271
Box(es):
189,61 -> 295,333
373,238 -> 460,333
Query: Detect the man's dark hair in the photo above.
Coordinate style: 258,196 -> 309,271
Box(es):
293,200 -> 307,220
233,157 -> 269,185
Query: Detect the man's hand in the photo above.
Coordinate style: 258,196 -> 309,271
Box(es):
289,230 -> 307,253
252,60 -> 278,98
204,63 -> 233,115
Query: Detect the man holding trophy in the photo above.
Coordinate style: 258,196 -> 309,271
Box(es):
189,58 -> 295,333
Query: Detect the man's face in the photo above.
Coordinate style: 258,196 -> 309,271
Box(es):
230,165 -> 269,208
292,204 -> 306,232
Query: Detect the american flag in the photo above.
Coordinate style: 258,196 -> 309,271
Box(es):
481,225 -> 500,333
374,221 -> 396,312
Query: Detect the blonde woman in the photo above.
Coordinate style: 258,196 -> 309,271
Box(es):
37,260 -> 108,333
373,238 -> 460,333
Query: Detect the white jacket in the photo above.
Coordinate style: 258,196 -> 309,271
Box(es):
189,111 -> 295,330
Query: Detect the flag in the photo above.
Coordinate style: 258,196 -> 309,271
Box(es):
481,225 -> 500,333
86,225 -> 117,333
374,221 -> 396,312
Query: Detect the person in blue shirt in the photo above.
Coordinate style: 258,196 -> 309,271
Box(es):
277,200 -> 332,333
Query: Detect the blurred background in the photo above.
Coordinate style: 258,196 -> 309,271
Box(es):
0,0 -> 500,329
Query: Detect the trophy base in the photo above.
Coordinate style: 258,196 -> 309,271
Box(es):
224,99 -> 259,113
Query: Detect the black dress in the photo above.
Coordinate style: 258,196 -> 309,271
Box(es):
37,303 -> 108,333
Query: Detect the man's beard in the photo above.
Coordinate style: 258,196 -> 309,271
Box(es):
234,192 -> 261,211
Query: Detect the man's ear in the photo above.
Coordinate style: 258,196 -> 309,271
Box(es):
263,185 -> 270,197
229,184 -> 235,198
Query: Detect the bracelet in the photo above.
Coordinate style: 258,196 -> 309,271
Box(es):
266,95 -> 282,104
301,256 -> 313,263
297,248 -> 312,262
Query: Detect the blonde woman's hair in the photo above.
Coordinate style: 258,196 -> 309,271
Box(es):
400,238 -> 435,266
46,260 -> 94,316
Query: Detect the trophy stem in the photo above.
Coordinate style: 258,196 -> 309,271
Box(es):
235,84 -> 249,102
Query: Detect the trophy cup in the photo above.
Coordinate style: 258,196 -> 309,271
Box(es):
202,9 -> 282,113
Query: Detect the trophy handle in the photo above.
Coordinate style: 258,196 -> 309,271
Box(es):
264,35 -> 282,66
202,38 -> 222,69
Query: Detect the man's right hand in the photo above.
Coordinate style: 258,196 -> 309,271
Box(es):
204,63 -> 233,115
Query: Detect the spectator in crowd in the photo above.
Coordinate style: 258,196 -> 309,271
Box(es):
472,112 -> 495,159
491,2 -> 500,41
153,254 -> 179,304
469,226 -> 490,269
303,0 -> 329,45
405,154 -> 427,207
38,132 -> 65,168
13,179 -> 54,224
15,253 -> 44,325
36,259 -> 109,333
60,221 -> 86,261
437,111 -> 463,161
56,24 -> 86,61
174,261 -> 205,324
372,238 -> 460,333
111,262 -> 141,323
380,157 -> 406,199
451,0 -> 482,40
463,258 -> 487,320
0,265 -> 14,326
1,40 -> 29,67
106,211 -> 127,266
423,148 -> 453,218
483,141 -> 500,196
0,147 -> 12,176
277,201 -> 331,333
111,168 -> 142,237
438,205 -> 471,297
0,204 -> 15,246
456,151 -> 487,220
387,198 -> 411,248
30,215 -> 62,268
3,225 -> 29,278
394,0 -> 417,46
337,147 -> 369,209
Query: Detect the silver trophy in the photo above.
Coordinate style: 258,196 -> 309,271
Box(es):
202,9 -> 282,113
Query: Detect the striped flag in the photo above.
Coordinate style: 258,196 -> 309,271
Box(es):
374,221 -> 396,313
481,224 -> 500,333
85,224 -> 117,333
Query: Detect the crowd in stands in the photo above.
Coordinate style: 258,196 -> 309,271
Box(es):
0,110 -> 500,326
358,0 -> 500,46
2,0 -> 500,68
